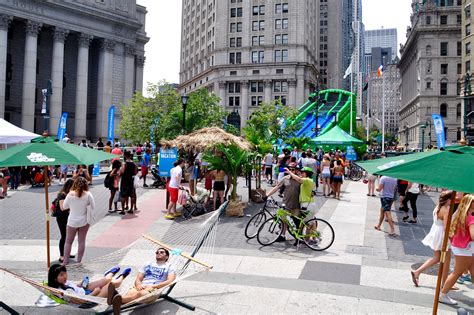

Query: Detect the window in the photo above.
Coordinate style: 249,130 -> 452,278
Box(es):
457,14 -> 462,25
440,103 -> 448,117
466,5 -> 471,19
426,106 -> 432,116
253,21 -> 258,31
426,15 -> 431,25
275,35 -> 281,44
273,81 -> 288,92
457,103 -> 462,120
282,3 -> 288,13
237,22 -> 242,32
251,96 -> 263,106
274,50 -> 288,62
252,36 -> 258,46
274,95 -> 287,105
275,34 -> 288,45
260,5 -> 265,15
253,5 -> 265,15
457,42 -> 462,56
259,20 -> 265,30
230,7 -> 242,17
440,82 -> 448,95
441,64 -> 448,75
228,96 -> 240,107
458,63 -> 462,74
252,35 -> 264,46
276,69 -> 284,74
282,18 -> 288,29
466,24 -> 471,36
250,82 -> 264,93
440,42 -> 448,56
457,81 -> 461,95
466,42 -> 471,55
275,19 -> 282,29
230,23 -> 236,33
228,82 -> 241,93
466,60 -> 471,72
252,51 -> 264,63
440,15 -> 447,25
252,70 -> 260,75
229,52 -> 241,64
230,38 -> 236,47
230,70 -> 237,75
275,4 -> 282,14
252,6 -> 259,15
426,81 -> 432,89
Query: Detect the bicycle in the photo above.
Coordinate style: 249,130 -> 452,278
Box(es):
347,163 -> 363,181
256,202 -> 335,251
244,196 -> 278,239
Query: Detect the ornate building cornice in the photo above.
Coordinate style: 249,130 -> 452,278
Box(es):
25,20 -> 42,36
136,55 -> 145,67
100,38 -> 116,52
0,14 -> 13,31
124,44 -> 136,56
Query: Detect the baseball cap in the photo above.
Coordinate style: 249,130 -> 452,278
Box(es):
301,166 -> 313,173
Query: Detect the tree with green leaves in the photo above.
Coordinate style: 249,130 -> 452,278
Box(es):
120,83 -> 227,144
243,100 -> 301,146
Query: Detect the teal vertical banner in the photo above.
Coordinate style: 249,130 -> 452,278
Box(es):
57,112 -> 68,141
108,105 -> 115,142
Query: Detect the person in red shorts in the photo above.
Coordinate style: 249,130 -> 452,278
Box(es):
165,159 -> 185,220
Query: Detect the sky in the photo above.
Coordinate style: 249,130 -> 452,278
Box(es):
137,0 -> 413,92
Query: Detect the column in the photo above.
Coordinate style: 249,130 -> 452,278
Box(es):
21,20 -> 42,131
218,81 -> 226,107
296,76 -> 305,107
135,55 -> 145,94
49,27 -> 69,135
264,79 -> 272,103
123,44 -> 135,103
288,79 -> 296,108
97,39 -> 115,138
240,80 -> 249,130
74,33 -> 92,139
0,15 -> 12,119
304,81 -> 310,101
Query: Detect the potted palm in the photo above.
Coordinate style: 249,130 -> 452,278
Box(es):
203,142 -> 249,216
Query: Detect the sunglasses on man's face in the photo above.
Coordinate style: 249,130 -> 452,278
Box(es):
156,250 -> 167,254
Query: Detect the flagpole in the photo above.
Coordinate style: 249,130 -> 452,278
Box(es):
366,74 -> 370,142
382,70 -> 385,154
350,62 -> 353,135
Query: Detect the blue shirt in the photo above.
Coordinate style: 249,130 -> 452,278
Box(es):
380,176 -> 397,199
141,153 -> 151,167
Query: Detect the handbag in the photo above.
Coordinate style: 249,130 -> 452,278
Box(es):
133,175 -> 140,189
86,195 -> 97,225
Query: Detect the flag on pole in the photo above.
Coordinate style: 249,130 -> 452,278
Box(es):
377,65 -> 384,77
343,62 -> 352,79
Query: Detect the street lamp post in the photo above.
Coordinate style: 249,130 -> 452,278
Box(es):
464,72 -> 472,140
420,124 -> 426,151
41,80 -> 52,133
404,125 -> 409,152
181,94 -> 189,133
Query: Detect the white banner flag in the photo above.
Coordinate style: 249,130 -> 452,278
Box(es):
343,62 -> 352,79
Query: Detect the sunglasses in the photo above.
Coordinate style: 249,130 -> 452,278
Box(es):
156,250 -> 167,254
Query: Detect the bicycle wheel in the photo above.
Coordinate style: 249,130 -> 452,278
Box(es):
257,217 -> 283,246
244,212 -> 268,239
301,218 -> 335,251
352,170 -> 362,181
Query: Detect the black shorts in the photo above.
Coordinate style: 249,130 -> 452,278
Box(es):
398,184 -> 408,196
333,175 -> 343,183
213,181 -> 225,191
120,185 -> 136,198
265,166 -> 272,176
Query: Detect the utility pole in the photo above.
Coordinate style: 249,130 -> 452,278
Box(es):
41,80 -> 52,133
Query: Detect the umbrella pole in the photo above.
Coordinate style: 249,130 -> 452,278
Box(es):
44,165 -> 51,268
432,192 -> 457,315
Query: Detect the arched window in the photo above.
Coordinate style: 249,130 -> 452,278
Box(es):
457,103 -> 462,120
440,103 -> 448,118
426,45 -> 432,55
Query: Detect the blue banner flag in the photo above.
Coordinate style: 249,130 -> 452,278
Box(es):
107,105 -> 115,142
432,114 -> 446,149
159,148 -> 178,177
57,112 -> 68,141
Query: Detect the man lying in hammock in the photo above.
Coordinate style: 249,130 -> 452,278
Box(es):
108,247 -> 177,312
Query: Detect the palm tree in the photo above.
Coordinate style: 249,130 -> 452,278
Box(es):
203,143 -> 249,201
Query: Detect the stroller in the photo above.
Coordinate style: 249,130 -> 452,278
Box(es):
30,167 -> 45,187
179,186 -> 210,219
150,165 -> 166,189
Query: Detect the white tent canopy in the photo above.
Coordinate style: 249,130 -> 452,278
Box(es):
0,118 -> 41,144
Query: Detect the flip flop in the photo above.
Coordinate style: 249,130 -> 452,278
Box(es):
411,271 -> 419,287
374,226 -> 381,231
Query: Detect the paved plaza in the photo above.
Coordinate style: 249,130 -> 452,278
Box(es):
0,177 -> 473,314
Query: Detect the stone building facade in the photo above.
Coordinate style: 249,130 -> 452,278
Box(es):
0,0 -> 148,139
398,0 -> 462,150
461,0 -> 474,143
178,0 -> 319,129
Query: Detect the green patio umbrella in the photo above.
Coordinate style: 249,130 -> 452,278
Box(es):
357,145 -> 474,314
0,135 -> 117,267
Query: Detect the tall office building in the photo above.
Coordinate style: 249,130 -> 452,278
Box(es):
351,0 -> 366,121
461,0 -> 474,143
320,0 -> 353,90
178,0 -> 319,129
398,0 -> 462,150
365,28 -> 398,60
0,1 -> 148,139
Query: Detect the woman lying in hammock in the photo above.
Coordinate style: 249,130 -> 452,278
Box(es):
107,247 -> 177,313
48,263 -> 132,297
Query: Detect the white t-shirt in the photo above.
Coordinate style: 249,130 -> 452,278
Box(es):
408,183 -> 420,194
169,166 -> 182,188
139,261 -> 176,286
264,153 -> 273,166
63,191 -> 95,228
63,280 -> 86,295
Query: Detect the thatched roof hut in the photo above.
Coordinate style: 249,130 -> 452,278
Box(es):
161,127 -> 253,152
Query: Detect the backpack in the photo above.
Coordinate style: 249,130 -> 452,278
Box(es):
104,171 -> 112,188
50,197 -> 61,217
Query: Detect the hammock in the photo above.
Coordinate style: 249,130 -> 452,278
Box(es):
0,201 -> 228,313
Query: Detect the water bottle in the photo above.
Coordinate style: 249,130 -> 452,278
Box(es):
80,276 -> 89,288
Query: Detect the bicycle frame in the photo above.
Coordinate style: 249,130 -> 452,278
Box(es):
272,208 -> 317,240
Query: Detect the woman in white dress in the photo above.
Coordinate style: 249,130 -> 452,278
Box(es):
410,191 -> 454,287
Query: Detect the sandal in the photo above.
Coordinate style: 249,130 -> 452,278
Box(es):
411,271 -> 419,287
374,226 -> 381,231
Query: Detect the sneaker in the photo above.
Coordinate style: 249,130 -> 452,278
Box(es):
165,214 -> 175,220
104,266 -> 120,277
143,184 -> 149,188
275,235 -> 286,242
439,293 -> 457,305
402,216 -> 409,222
116,267 -> 131,280
174,212 -> 182,217
457,274 -> 472,284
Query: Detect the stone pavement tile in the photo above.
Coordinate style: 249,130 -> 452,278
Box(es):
235,256 -> 306,279
308,248 -> 362,266
357,297 -> 453,314
218,284 -> 291,311
282,290 -> 360,314
403,240 -> 433,257
299,261 -> 361,285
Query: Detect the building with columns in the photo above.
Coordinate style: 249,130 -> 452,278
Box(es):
0,0 -> 148,139
398,0 -> 462,150
178,0 -> 319,129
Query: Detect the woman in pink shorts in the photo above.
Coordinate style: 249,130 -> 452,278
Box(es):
439,194 -> 474,305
